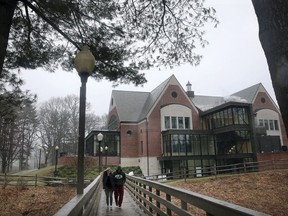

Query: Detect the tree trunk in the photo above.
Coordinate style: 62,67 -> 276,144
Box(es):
0,0 -> 17,74
252,0 -> 288,137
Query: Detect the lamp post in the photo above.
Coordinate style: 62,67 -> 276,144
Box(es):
75,45 -> 96,195
100,146 -> 103,169
97,133 -> 103,171
54,146 -> 59,176
105,146 -> 108,166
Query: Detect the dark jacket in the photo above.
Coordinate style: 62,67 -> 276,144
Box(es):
113,168 -> 126,187
102,173 -> 114,190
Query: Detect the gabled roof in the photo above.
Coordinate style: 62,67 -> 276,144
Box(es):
192,95 -> 225,111
111,90 -> 149,122
138,76 -> 171,120
111,76 -> 172,122
231,83 -> 261,103
111,74 -> 274,122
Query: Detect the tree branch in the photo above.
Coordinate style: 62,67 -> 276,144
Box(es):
21,0 -> 81,50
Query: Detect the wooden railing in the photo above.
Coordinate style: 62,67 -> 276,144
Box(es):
125,175 -> 269,216
144,159 -> 288,181
7,159 -> 285,215
54,174 -> 102,216
0,173 -> 68,187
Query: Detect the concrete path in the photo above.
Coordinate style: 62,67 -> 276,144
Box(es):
96,188 -> 147,216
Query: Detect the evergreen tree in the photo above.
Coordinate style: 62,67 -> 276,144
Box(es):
0,0 -> 218,86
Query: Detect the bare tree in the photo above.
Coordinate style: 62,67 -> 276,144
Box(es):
16,99 -> 38,170
37,95 -> 103,158
0,68 -> 37,173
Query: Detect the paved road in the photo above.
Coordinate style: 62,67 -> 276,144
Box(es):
97,188 -> 147,216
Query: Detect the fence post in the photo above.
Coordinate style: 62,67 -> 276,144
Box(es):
143,184 -> 147,208
166,194 -> 172,216
184,167 -> 187,182
156,189 -> 160,216
214,164 -> 217,178
149,186 -> 153,213
4,172 -> 7,187
35,174 -> 37,187
181,200 -> 187,211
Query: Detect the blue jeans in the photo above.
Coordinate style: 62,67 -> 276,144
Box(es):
104,188 -> 113,206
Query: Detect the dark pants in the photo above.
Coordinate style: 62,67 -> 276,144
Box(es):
104,188 -> 113,206
114,186 -> 124,207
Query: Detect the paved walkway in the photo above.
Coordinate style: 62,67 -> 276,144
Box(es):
97,188 -> 147,216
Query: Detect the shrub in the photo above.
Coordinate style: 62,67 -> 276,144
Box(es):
16,177 -> 28,190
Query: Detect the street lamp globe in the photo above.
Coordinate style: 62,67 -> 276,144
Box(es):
97,132 -> 103,142
74,45 -> 95,76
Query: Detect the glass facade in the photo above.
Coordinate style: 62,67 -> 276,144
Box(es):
202,106 -> 249,130
160,104 -> 256,175
85,131 -> 120,156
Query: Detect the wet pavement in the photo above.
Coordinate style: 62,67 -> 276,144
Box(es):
96,188 -> 147,216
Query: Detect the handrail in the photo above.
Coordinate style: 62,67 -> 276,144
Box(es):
144,159 -> 288,181
0,173 -> 69,187
54,174 -> 102,216
125,175 -> 269,216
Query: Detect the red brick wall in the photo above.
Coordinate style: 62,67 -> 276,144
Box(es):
120,124 -> 139,157
253,92 -> 278,112
257,152 -> 288,161
58,156 -> 120,167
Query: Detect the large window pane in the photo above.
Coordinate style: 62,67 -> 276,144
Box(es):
179,135 -> 186,155
172,134 -> 179,156
178,117 -> 184,129
172,116 -> 177,129
186,135 -> 192,155
259,119 -> 264,126
193,135 -> 201,155
269,120 -> 274,130
233,108 -> 239,124
185,117 -> 190,129
201,135 -> 209,155
165,116 -> 170,129
227,108 -> 233,125
274,120 -> 279,130
264,120 -> 269,130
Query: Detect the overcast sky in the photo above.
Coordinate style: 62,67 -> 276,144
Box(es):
20,0 -> 276,116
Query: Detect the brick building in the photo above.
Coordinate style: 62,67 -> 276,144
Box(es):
86,75 -> 287,176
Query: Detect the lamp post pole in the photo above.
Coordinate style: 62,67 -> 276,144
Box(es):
75,46 -> 95,195
100,146 -> 103,170
105,146 -> 108,166
54,146 -> 59,176
97,133 -> 103,171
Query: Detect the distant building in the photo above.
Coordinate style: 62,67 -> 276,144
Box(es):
86,75 -> 287,176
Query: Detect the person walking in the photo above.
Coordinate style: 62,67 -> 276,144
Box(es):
113,166 -> 126,207
102,168 -> 114,208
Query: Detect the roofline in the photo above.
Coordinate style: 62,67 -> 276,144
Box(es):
201,101 -> 251,116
